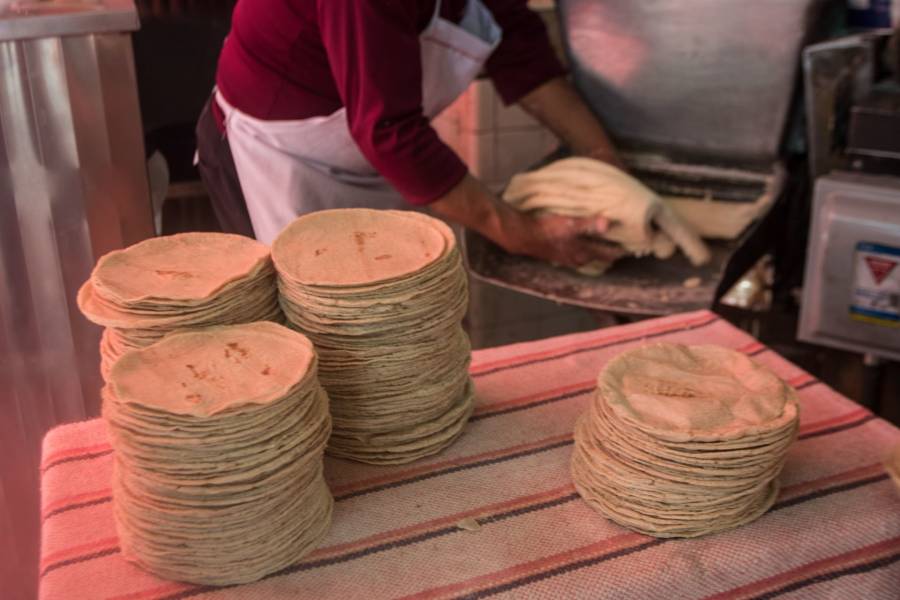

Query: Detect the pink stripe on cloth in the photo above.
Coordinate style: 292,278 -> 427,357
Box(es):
470,379 -> 595,419
329,433 -> 572,499
702,536 -> 900,600
41,489 -> 111,521
37,311 -> 900,600
40,536 -> 118,569
41,442 -> 113,472
395,533 -> 654,600
386,465 -> 896,600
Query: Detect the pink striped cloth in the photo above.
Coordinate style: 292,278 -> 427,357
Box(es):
39,310 -> 900,599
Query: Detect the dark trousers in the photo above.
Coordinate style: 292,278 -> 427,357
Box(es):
195,97 -> 256,238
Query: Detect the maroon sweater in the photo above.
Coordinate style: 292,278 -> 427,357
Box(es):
216,0 -> 565,205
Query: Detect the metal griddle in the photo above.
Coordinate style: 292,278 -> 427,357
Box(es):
465,232 -> 738,316
465,0 -> 830,316
467,145 -> 778,314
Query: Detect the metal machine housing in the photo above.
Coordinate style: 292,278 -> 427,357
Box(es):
798,173 -> 900,361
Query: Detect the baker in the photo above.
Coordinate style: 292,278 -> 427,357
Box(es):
195,0 -> 626,268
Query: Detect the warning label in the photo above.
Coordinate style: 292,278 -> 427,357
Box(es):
864,256 -> 896,285
850,242 -> 900,327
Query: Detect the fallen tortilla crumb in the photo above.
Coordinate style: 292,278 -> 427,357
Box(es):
456,517 -> 482,532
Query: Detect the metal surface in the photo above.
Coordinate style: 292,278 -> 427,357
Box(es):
0,10 -> 152,597
0,0 -> 138,41
802,31 -> 892,182
798,173 -> 900,362
848,84 -> 900,160
558,0 -> 829,166
465,232 -> 737,316
621,152 -> 772,202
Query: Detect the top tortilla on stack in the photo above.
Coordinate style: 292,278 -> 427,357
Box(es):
572,343 -> 799,538
273,209 -> 474,465
78,233 -> 282,378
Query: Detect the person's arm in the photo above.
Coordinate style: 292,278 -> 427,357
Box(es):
429,174 -> 624,268
317,0 -> 620,268
519,76 -> 625,169
481,2 -> 623,168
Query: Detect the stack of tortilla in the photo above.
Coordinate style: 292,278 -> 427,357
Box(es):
273,209 -> 474,464
572,343 -> 799,538
104,322 -> 333,585
77,233 -> 282,379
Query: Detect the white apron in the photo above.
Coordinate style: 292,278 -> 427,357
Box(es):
217,0 -> 502,244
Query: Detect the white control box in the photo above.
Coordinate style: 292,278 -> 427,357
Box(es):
798,173 -> 900,360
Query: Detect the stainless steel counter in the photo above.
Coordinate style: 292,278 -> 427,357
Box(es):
0,3 -> 151,597
0,0 -> 137,40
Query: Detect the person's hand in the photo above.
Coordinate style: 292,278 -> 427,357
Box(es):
429,173 -> 625,269
492,205 -> 626,268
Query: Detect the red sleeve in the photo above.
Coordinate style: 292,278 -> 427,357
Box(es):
316,0 -> 468,206
484,0 -> 567,105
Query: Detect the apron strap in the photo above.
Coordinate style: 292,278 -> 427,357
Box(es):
428,0 -> 443,28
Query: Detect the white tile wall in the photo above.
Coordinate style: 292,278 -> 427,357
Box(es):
434,79 -> 561,191
432,1 -> 565,190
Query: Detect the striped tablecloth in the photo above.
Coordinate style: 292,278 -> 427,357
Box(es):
39,310 -> 900,600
